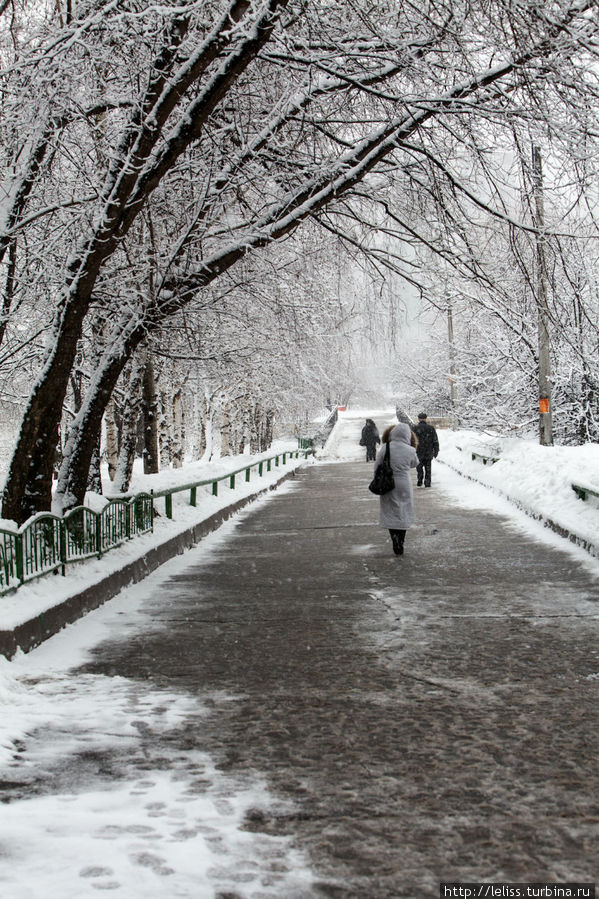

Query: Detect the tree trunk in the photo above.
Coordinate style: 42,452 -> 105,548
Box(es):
263,409 -> 275,451
54,323 -> 147,512
104,398 -> 119,482
142,356 -> 159,473
220,403 -> 232,457
159,389 -> 173,467
191,388 -> 206,459
0,239 -> 17,350
201,390 -> 215,460
249,404 -> 261,454
447,297 -> 458,426
172,388 -> 184,468
113,355 -> 145,493
87,438 -> 103,494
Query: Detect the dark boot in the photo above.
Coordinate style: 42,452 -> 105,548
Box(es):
390,529 -> 405,556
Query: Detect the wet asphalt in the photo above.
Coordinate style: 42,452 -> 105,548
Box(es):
7,460 -> 599,896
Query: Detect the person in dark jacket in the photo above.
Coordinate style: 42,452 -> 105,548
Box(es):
412,412 -> 439,487
360,418 -> 380,461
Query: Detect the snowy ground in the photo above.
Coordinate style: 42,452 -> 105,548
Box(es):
2,410 -> 599,897
0,494 -> 316,899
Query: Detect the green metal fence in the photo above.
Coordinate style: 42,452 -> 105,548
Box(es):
149,449 -> 312,519
0,493 -> 154,594
0,448 -> 313,595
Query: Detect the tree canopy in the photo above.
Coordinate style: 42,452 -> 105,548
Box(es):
2,0 -> 599,521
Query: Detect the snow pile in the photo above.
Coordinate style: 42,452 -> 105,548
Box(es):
440,429 -> 599,551
0,653 -> 31,766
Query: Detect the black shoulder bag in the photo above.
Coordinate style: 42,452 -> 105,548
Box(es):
368,441 -> 395,495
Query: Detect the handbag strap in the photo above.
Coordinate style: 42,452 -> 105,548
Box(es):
384,440 -> 390,461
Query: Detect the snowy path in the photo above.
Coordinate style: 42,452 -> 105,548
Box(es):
320,408 -> 396,461
1,422 -> 599,896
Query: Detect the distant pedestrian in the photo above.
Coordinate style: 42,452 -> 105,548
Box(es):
360,418 -> 380,462
375,423 -> 418,556
412,412 -> 439,487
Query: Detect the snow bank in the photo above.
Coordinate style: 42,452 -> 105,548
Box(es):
0,652 -> 38,766
440,429 -> 599,552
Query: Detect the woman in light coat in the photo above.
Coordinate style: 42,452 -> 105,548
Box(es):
374,422 -> 418,555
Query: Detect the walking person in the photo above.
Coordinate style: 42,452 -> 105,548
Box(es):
375,423 -> 418,556
413,412 -> 439,487
360,418 -> 380,462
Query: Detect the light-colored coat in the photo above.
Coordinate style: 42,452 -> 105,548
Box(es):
375,423 -> 418,529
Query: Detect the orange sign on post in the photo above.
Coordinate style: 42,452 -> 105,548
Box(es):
539,397 -> 549,414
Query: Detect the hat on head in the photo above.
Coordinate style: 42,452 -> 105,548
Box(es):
418,412 -> 427,420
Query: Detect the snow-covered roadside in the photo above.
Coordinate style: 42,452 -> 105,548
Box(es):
438,429 -> 599,554
0,440 -> 312,631
0,504 -> 316,898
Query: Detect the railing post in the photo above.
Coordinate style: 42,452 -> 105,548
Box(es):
267,459 -> 271,472
95,512 -> 102,557
212,480 -> 218,496
190,486 -> 197,507
165,493 -> 173,519
275,455 -> 279,466
125,502 -> 131,539
0,544 -> 7,590
59,519 -> 67,576
150,490 -> 155,532
230,473 -> 236,489
245,467 -> 250,482
282,452 -> 287,464
259,461 -> 263,476
15,532 -> 24,584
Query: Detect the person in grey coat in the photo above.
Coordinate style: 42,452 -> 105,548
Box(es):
374,422 -> 418,555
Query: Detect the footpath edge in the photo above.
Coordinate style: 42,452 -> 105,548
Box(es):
439,459 -> 599,561
0,469 -> 298,660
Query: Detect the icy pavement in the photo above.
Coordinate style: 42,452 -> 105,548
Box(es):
1,451 -> 599,896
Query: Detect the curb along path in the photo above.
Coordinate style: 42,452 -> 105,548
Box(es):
68,459 -> 599,896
